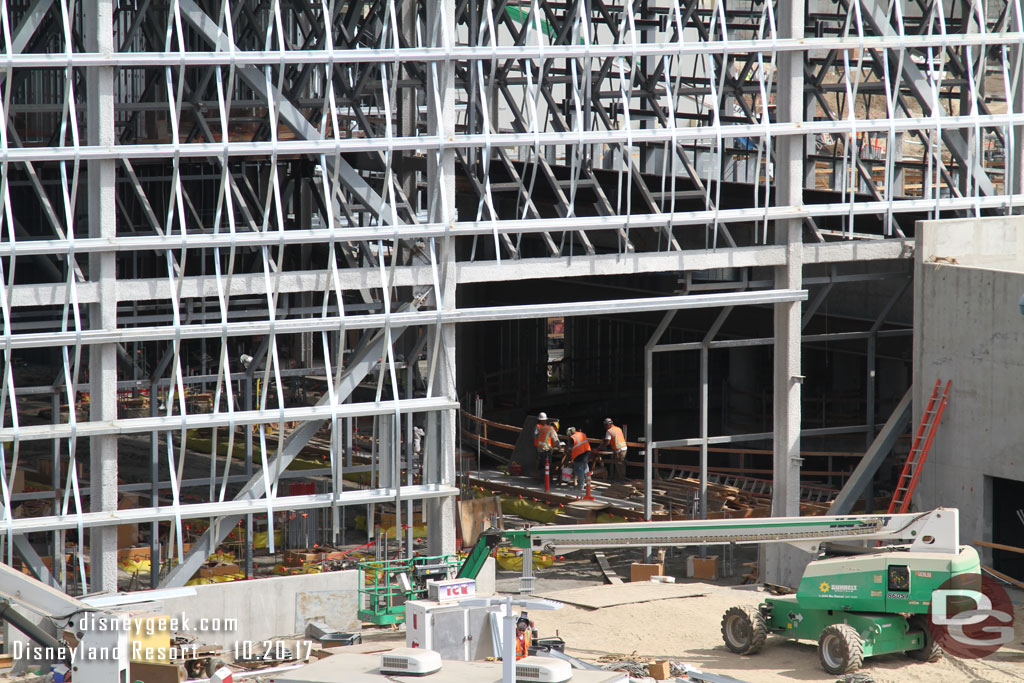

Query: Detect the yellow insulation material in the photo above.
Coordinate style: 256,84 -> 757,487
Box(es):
273,564 -> 323,576
185,573 -> 244,586
496,495 -> 559,523
468,487 -> 632,525
494,548 -> 556,571
253,530 -> 283,548
119,559 -> 151,573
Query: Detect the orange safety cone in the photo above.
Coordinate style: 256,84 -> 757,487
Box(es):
582,467 -> 595,501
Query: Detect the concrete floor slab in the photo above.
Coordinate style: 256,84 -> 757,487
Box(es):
270,652 -> 628,683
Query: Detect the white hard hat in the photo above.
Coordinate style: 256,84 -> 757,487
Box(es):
538,412 -> 548,421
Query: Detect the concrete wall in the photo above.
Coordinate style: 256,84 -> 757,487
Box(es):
917,214 -> 1024,271
152,559 -> 496,649
913,216 -> 1024,556
157,570 -> 360,647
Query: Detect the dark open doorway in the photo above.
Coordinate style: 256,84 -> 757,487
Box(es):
991,476 -> 1024,580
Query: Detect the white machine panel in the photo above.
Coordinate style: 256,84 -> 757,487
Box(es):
428,578 -> 477,602
406,599 -> 503,661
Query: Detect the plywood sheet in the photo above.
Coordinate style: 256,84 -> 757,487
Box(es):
535,581 -> 706,609
457,496 -> 503,545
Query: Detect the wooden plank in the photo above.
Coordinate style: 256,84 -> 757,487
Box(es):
535,582 -> 707,609
982,564 -> 1024,590
593,551 -> 623,585
974,539 -> 1024,556
457,496 -> 503,546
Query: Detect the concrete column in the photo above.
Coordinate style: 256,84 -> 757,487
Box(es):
426,0 -> 457,558
765,0 -> 806,587
86,0 -> 118,593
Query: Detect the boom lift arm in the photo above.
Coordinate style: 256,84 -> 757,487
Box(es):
498,508 -> 958,555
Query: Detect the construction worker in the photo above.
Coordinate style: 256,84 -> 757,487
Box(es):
601,418 -> 627,481
565,427 -> 591,491
515,614 -> 533,660
533,412 -> 559,486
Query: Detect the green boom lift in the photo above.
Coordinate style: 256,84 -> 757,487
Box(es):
468,508 -> 975,674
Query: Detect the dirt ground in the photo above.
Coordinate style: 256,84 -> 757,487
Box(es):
501,550 -> 1024,683
538,582 -> 1024,683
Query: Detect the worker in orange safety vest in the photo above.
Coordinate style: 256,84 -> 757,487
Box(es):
564,427 -> 591,491
515,614 -> 533,660
601,417 -> 627,481
533,412 -> 559,484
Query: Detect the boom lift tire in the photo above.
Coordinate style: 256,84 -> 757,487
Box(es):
818,624 -> 864,674
905,615 -> 943,662
721,606 -> 767,655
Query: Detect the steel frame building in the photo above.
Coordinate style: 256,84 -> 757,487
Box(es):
0,0 -> 1021,593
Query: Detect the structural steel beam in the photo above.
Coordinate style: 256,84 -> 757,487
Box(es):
2,485 -> 459,536
828,388 -> 913,515
0,240 -> 914,308
0,290 -> 809,353
11,536 -> 60,589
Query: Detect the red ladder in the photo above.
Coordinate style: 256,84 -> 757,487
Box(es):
888,379 -> 952,514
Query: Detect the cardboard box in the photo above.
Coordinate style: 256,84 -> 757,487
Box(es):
377,511 -> 425,529
686,554 -> 719,580
129,661 -> 185,683
648,661 -> 671,680
630,562 -> 663,582
198,562 -> 240,578
129,612 -> 171,663
118,546 -> 151,564
118,493 -> 141,548
284,549 -> 324,566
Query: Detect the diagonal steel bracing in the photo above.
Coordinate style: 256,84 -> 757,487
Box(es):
857,0 -> 997,197
177,0 -> 398,226
159,308 -> 417,587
